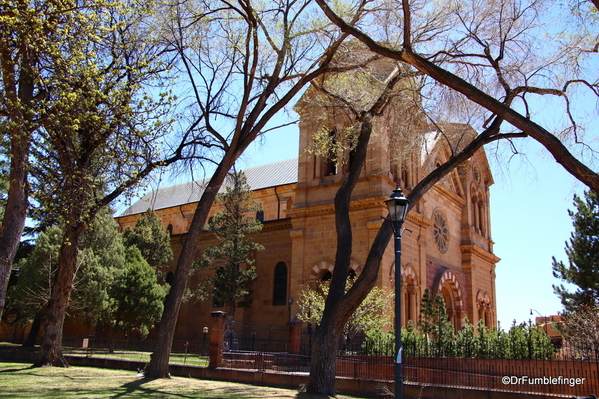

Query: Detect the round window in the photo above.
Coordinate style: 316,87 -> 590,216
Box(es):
432,209 -> 449,254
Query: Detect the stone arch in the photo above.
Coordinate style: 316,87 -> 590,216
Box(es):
310,259 -> 335,278
402,265 -> 419,325
389,263 -> 419,327
310,258 -> 362,279
476,290 -> 493,328
470,183 -> 487,237
434,269 -> 465,329
389,263 -> 418,283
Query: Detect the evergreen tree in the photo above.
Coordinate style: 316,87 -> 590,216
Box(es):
418,289 -> 455,356
123,209 -> 173,272
200,171 -> 263,318
8,226 -> 63,328
112,246 -> 166,338
8,209 -> 125,342
74,209 -> 126,325
552,190 -> 599,312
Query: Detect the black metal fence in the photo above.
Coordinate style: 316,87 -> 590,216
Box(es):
58,323 -> 599,397
223,320 -> 290,353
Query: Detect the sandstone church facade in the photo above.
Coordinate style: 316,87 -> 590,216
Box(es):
117,65 -> 499,341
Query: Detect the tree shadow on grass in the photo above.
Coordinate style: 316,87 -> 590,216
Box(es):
0,365 -> 36,373
111,377 -> 196,399
295,393 -> 337,399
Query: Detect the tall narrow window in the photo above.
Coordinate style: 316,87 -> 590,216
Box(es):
273,262 -> 288,306
324,130 -> 338,176
324,158 -> 337,176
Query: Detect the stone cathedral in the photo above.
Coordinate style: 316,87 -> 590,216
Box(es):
116,56 -> 499,341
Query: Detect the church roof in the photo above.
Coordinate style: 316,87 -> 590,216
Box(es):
121,158 -> 298,216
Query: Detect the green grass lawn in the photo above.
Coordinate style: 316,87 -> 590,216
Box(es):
64,347 -> 209,367
0,362 -> 364,399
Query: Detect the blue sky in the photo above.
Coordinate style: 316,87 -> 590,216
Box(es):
490,141 -> 583,328
238,122 -> 585,330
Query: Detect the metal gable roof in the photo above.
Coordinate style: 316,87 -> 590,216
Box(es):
120,158 -> 298,217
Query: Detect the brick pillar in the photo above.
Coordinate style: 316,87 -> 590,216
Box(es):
209,311 -> 227,368
287,321 -> 301,355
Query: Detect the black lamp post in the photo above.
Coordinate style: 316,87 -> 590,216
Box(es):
385,187 -> 411,399
203,326 -> 209,355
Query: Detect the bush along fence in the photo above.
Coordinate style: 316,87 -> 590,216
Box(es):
56,312 -> 599,398
205,312 -> 599,397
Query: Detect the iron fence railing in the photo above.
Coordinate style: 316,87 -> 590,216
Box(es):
51,325 -> 599,398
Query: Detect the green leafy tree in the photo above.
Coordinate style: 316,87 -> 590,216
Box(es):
297,279 -> 393,344
72,210 -> 127,325
8,226 -> 62,333
22,0 -> 186,367
111,246 -> 166,339
123,209 -> 173,273
200,171 -> 263,318
552,190 -> 599,312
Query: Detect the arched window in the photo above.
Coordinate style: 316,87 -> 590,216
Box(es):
167,224 -> 173,236
320,270 -> 333,281
273,262 -> 288,306
347,269 -> 357,280
256,210 -> 264,222
165,271 -> 175,286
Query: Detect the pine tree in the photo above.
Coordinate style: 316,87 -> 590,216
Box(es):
7,209 -> 125,343
112,246 -> 166,338
552,190 -> 599,312
200,170 -> 264,318
418,288 -> 455,356
123,209 -> 173,272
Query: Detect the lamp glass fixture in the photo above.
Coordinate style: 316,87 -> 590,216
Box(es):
385,187 -> 410,223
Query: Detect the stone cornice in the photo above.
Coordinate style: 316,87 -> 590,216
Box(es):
461,244 -> 501,264
286,195 -> 389,218
191,218 -> 293,240
406,212 -> 432,228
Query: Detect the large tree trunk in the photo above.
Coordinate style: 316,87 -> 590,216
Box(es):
144,152 -> 237,378
307,113 -> 374,394
0,129 -> 29,321
36,221 -> 84,367
0,49 -> 35,321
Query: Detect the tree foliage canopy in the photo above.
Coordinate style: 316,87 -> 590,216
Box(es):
123,209 -> 173,272
112,246 -> 166,338
199,171 -> 263,314
365,291 -> 554,360
9,209 -> 125,326
297,278 -> 393,342
553,190 -> 599,312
